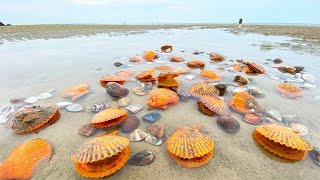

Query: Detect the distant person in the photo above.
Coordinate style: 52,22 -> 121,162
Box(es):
238,18 -> 243,29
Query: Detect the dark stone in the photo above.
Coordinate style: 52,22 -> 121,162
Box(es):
0,22 -> 5,26
114,62 -> 123,67
273,58 -> 283,64
217,116 -> 240,133
142,112 -> 161,123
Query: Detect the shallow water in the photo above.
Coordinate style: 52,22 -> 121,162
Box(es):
0,28 -> 319,180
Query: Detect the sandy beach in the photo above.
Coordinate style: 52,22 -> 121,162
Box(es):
0,25 -> 319,180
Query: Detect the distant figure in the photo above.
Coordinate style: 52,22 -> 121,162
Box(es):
238,18 -> 243,29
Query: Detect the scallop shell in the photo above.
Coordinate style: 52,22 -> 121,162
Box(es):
24,96 -> 38,104
128,129 -> 148,141
12,105 -> 61,134
243,114 -> 263,124
147,124 -> 164,138
253,124 -> 313,160
56,101 -> 73,109
160,45 -> 173,53
146,88 -> 179,109
197,101 -> 215,116
217,116 -> 240,133
90,107 -> 128,128
209,53 -> 225,62
187,60 -> 205,68
100,75 -> 125,87
118,97 -> 132,107
61,84 -> 90,101
128,150 -> 155,166
169,56 -> 185,62
157,72 -> 179,87
129,56 -> 143,63
0,139 -> 52,180
142,51 -> 157,61
156,65 -> 175,72
230,92 -> 261,114
168,150 -> 213,168
276,82 -> 303,98
199,96 -> 230,116
190,83 -> 220,98
137,69 -> 156,79
200,70 -> 222,81
145,134 -> 162,146
120,116 -> 140,133
244,62 -> 265,74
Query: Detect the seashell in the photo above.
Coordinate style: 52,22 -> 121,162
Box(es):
160,45 -> 173,53
166,126 -> 214,168
0,104 -> 16,124
253,124 -> 313,160
126,104 -> 143,114
12,105 -> 61,134
61,84 -> 90,101
214,83 -> 228,96
147,124 -> 164,138
91,103 -> 109,113
142,50 -> 157,61
169,56 -> 185,62
146,88 -> 179,109
233,63 -> 252,73
217,116 -> 240,133
290,123 -> 308,136
198,96 -> 230,116
128,129 -> 148,141
244,61 -> 265,74
120,116 -> 140,133
133,87 -> 147,96
295,73 -> 302,79
232,88 -> 245,94
118,97 -> 132,107
303,83 -> 317,88
91,107 -> 128,128
278,67 -> 296,74
142,112 -> 161,123
128,150 -> 155,166
106,82 -> 129,98
266,109 -> 283,122
10,97 -> 24,104
246,86 -> 264,97
273,58 -> 284,64
56,101 -> 73,109
137,69 -> 156,83
129,56 -> 143,63
230,92 -> 263,114
79,124 -> 97,136
233,75 -> 249,86
209,53 -> 225,62
176,89 -> 191,102
197,101 -> 215,116
71,135 -> 130,178
276,81 -> 303,98
100,75 -> 125,87
293,66 -> 304,73
173,67 -> 190,74
114,62 -> 123,67
282,114 -> 298,125
309,147 -> 320,166
157,72 -> 179,89
200,70 -> 222,81
24,96 -> 38,104
302,73 -> 316,83
185,75 -> 195,80
66,104 -> 83,112
187,60 -> 205,68
47,88 -> 56,93
243,114 -> 263,124
116,69 -> 136,78
37,92 -> 53,100
190,83 -> 220,98
156,65 -> 175,72
145,134 -> 162,146
262,117 -> 280,124
0,139 -> 52,180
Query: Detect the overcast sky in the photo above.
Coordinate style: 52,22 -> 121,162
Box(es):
1,0 -> 319,25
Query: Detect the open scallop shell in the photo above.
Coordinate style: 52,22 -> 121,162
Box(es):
90,107 -> 128,128
100,75 -> 125,87
142,51 -> 157,61
146,88 -> 179,109
230,92 -> 261,114
276,82 -> 303,98
200,70 -> 222,81
157,72 -> 179,87
244,61 -> 265,74
190,83 -> 220,98
199,96 -> 230,116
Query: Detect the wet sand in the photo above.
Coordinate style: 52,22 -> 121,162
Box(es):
0,27 -> 319,180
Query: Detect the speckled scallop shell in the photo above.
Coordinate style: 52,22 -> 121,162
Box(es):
71,135 -> 130,178
0,139 -> 52,180
142,50 -> 157,61
90,107 -> 128,128
209,53 -> 225,62
166,126 -> 214,168
190,83 -> 220,98
230,92 -> 261,114
156,65 -> 175,72
187,60 -> 205,68
160,45 -> 173,53
244,62 -> 265,74
100,75 -> 125,87
157,72 -> 179,87
61,84 -> 90,101
199,96 -> 230,116
275,82 -> 303,98
146,88 -> 179,109
12,105 -> 61,134
253,124 -> 313,160
200,70 -> 222,81
169,56 -> 185,62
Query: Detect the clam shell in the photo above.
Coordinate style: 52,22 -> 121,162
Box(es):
282,114 -> 298,125
66,104 -> 83,112
56,102 -> 73,109
106,82 -> 129,98
266,109 -> 283,122
0,139 -> 52,180
290,123 -> 308,136
128,150 -> 155,166
133,87 -> 147,96
118,97 -> 132,107
147,124 -> 164,138
120,116 -> 140,133
126,104 -> 143,114
24,96 -> 38,104
37,92 -> 53,100
217,116 -> 240,133
79,124 -> 97,137
128,129 -> 148,141
142,112 -> 161,123
145,134 -> 162,146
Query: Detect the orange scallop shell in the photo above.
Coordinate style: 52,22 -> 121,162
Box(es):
187,60 -> 205,68
156,65 -> 175,72
129,56 -> 143,63
275,82 -> 303,98
230,92 -> 261,114
244,61 -> 265,74
199,96 -> 230,116
61,84 -> 90,101
160,45 -> 173,53
243,113 -> 263,124
90,107 -> 128,128
200,70 -> 222,81
146,88 -> 179,109
253,124 -> 313,160
0,139 -> 52,180
157,72 -> 179,87
137,69 -> 156,79
197,101 -> 215,116
232,64 -> 253,73
115,69 -> 136,78
166,126 -> 214,168
209,53 -> 225,62
190,83 -> 220,98
169,56 -> 185,62
142,50 -> 156,61
100,75 -> 125,87
173,68 -> 190,74
12,105 -> 61,134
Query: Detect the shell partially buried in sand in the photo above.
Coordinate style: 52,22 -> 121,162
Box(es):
90,107 -> 128,128
156,65 -> 175,72
71,135 -> 130,178
253,124 -> 313,160
61,84 -> 90,101
12,105 -> 61,134
146,88 -> 179,109
169,56 -> 185,62
275,81 -> 303,98
0,139 -> 52,180
100,75 -> 125,87
166,126 -> 214,168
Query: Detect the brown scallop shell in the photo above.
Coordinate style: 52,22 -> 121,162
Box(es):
244,61 -> 265,74
199,96 -> 230,116
233,64 -> 253,73
146,88 -> 179,109
90,107 -> 128,128
100,75 -> 125,87
142,50 -> 157,61
61,84 -> 90,101
197,101 -> 215,116
169,56 -> 185,62
187,60 -> 205,68
161,45 -> 173,53
190,83 -> 220,98
275,82 -> 303,98
12,105 -> 61,134
147,124 -> 165,138
209,53 -> 225,62
200,70 -> 222,81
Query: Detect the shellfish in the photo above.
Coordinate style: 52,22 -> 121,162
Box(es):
142,112 -> 161,123
209,53 -> 225,62
156,65 -> 175,72
120,116 -> 140,133
244,61 -> 265,74
129,56 -> 143,63
230,92 -> 263,114
142,50 -> 157,61
79,124 -> 97,137
187,60 -> 205,68
233,75 -> 249,86
91,103 -> 109,113
217,116 -> 240,133
198,96 -> 230,116
190,82 -> 220,98
61,84 -> 90,101
128,150 -> 155,166
90,107 -> 128,128
146,88 -> 179,109
157,72 -> 179,90
66,104 -> 83,112
160,45 -> 173,53
275,81 -> 303,98
243,114 -> 263,124
133,87 -> 147,96
128,129 -> 148,141
169,56 -> 185,62
118,97 -> 132,107
147,123 -> 164,138
145,134 -> 162,146
200,70 -> 222,81
100,75 -> 125,87
137,69 -> 156,83
106,82 -> 129,98
126,104 -> 143,114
